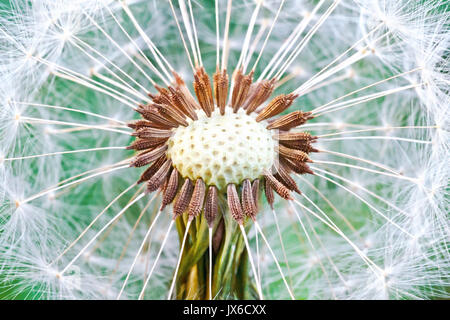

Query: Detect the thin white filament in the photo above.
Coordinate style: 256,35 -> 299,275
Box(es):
254,221 -> 295,299
117,207 -> 163,299
208,227 -> 213,300
13,101 -> 126,125
4,146 -> 128,161
239,224 -> 264,300
21,164 -> 129,205
167,219 -> 192,300
50,183 -> 137,266
309,170 -> 414,237
138,220 -> 175,300
19,116 -> 131,135
60,192 -> 146,274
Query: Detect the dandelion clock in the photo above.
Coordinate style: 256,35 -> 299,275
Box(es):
0,0 -> 448,300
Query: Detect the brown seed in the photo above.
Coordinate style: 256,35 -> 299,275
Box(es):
127,120 -> 153,130
256,93 -> 298,122
244,79 -> 276,114
275,163 -> 301,194
146,159 -> 172,193
204,186 -> 218,227
281,157 -> 314,175
193,67 -> 214,117
212,217 -> 225,254
213,67 -> 229,115
137,155 -> 167,184
277,145 -> 311,163
136,105 -> 178,128
264,169 -> 293,200
130,144 -> 168,167
267,111 -> 314,130
161,169 -> 179,210
172,70 -> 201,112
132,127 -> 173,139
251,179 -> 260,210
168,86 -> 198,121
227,184 -> 244,224
280,140 -> 319,153
152,84 -> 173,106
264,178 -> 275,209
173,178 -> 194,219
231,69 -> 254,112
242,179 -> 257,220
188,179 -> 206,218
274,131 -> 317,142
153,103 -> 189,127
126,138 -> 168,151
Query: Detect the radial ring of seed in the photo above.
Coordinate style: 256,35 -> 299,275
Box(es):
128,69 -> 317,222
167,108 -> 275,190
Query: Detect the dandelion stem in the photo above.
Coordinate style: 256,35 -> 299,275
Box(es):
91,70 -> 149,102
51,70 -> 139,109
302,211 -> 348,289
54,159 -> 132,188
30,53 -> 140,108
243,20 -> 268,73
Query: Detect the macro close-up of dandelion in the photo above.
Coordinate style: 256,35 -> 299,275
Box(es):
0,0 -> 448,301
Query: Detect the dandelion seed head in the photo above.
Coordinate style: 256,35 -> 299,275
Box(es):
0,0 -> 447,300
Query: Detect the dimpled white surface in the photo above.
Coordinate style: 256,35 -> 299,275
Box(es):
167,108 -> 275,191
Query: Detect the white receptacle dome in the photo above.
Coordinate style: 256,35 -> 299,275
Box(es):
167,108 -> 275,191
